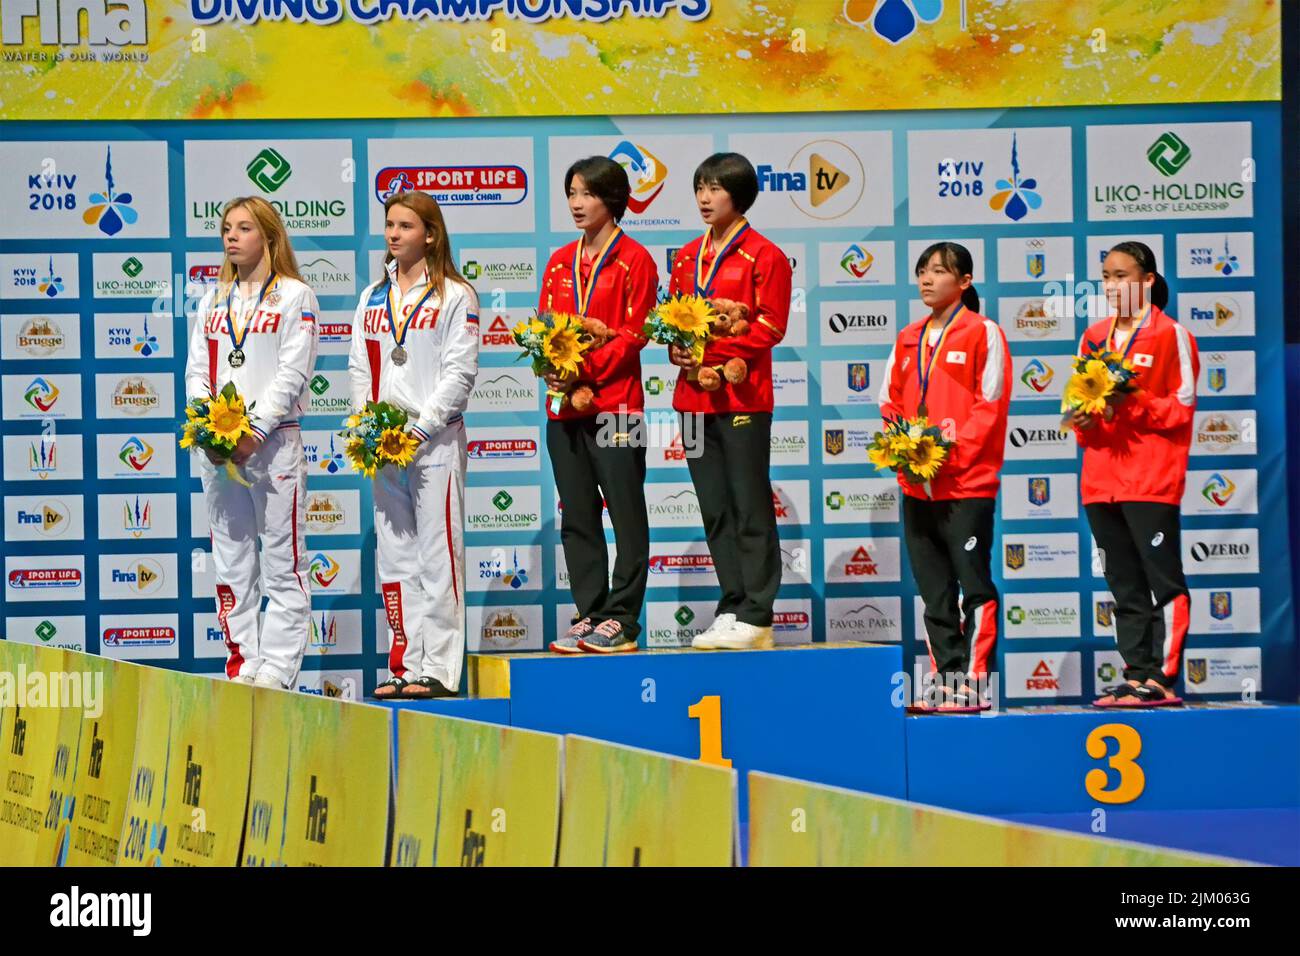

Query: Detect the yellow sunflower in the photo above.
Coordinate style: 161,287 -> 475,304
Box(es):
544,322 -> 586,378
179,424 -> 199,449
185,403 -> 202,421
907,435 -> 947,480
867,444 -> 896,471
344,413 -> 362,429
659,295 -> 714,337
375,427 -> 417,466
1065,359 -> 1114,415
888,431 -> 918,456
206,394 -> 251,444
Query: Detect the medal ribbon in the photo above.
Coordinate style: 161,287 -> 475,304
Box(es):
386,275 -> 438,352
693,218 -> 750,297
224,272 -> 278,354
572,226 -> 623,317
916,303 -> 965,410
1105,303 -> 1151,360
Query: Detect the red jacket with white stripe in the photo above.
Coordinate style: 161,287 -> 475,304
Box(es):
667,226 -> 793,415
538,232 -> 659,420
878,307 -> 1012,501
1072,307 -> 1200,506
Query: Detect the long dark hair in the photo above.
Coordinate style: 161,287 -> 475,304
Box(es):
914,241 -> 979,313
1106,240 -> 1169,310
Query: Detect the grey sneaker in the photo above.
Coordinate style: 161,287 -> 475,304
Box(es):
550,617 -> 594,654
578,619 -> 638,653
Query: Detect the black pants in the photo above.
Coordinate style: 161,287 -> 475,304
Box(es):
902,496 -> 999,680
547,416 -> 649,638
683,412 -> 781,627
1085,501 -> 1190,689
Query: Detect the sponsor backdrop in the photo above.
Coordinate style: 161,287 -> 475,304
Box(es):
0,1 -> 1281,122
0,102 -> 1294,705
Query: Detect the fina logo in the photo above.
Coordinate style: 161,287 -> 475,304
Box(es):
1,0 -> 148,46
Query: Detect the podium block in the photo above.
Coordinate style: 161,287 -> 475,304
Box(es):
905,703 -> 1300,815
470,642 -> 907,818
370,697 -> 510,726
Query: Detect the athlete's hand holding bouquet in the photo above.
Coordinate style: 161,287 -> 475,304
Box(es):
512,310 -> 614,413
647,291 -> 749,390
179,381 -> 258,485
338,401 -> 420,478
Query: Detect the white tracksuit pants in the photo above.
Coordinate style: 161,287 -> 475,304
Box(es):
199,426 -> 311,686
373,419 -> 467,692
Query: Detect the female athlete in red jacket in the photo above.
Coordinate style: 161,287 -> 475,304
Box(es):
880,242 -> 1011,713
1071,241 -> 1199,708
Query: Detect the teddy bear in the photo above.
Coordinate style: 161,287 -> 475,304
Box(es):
564,317 -> 617,412
694,297 -> 750,391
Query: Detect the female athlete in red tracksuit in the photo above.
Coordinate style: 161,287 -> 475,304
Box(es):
880,242 -> 1011,712
540,155 -> 659,654
667,152 -> 793,651
1072,241 -> 1199,708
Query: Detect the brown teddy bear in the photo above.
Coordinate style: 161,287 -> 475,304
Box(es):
694,297 -> 750,391
565,317 -> 618,412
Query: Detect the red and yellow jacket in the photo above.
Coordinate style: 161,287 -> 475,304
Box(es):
878,306 -> 1012,501
667,225 -> 793,415
1073,306 -> 1200,505
538,230 -> 659,420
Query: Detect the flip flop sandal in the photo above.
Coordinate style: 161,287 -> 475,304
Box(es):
1137,684 -> 1184,707
1092,683 -> 1132,708
371,677 -> 408,700
906,699 -> 938,715
936,687 -> 982,715
1108,683 -> 1175,708
402,677 -> 454,699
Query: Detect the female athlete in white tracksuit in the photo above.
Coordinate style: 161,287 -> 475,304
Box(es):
184,196 -> 320,690
348,190 -> 480,699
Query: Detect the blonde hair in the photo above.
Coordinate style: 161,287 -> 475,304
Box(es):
382,191 -> 472,294
217,196 -> 302,293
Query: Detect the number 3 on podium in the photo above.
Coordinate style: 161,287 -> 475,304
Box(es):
1084,723 -> 1145,804
688,695 -> 732,768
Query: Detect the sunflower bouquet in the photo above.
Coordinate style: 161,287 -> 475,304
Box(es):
867,415 -> 954,486
338,401 -> 419,479
643,293 -> 747,391
179,381 -> 255,485
512,311 -> 610,414
1060,346 -> 1138,427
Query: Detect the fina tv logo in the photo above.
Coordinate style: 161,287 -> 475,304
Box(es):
1,0 -> 148,46
844,0 -> 945,44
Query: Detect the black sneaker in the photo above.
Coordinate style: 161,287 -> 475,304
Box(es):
578,620 -> 638,653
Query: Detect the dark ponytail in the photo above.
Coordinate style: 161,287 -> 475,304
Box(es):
1107,240 -> 1168,311
915,241 -> 979,314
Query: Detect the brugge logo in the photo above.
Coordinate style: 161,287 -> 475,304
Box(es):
1019,359 -> 1054,393
844,0 -> 943,44
23,376 -> 60,412
482,609 -> 528,644
247,147 -> 292,193
112,376 -> 159,414
1147,131 -> 1192,177
305,493 -> 346,528
1196,414 -> 1243,449
118,436 -> 155,472
988,133 -> 1042,222
609,140 -> 668,214
1013,299 -> 1056,338
309,552 -> 340,587
16,316 -> 65,356
375,164 -> 528,207
839,243 -> 874,278
1200,473 -> 1236,507
1,0 -> 147,46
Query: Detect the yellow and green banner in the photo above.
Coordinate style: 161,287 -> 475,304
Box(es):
244,689 -> 390,866
0,1 -> 1280,121
559,734 -> 735,867
747,771 -> 1243,866
391,711 -> 561,867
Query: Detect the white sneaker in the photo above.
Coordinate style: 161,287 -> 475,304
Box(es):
692,613 -> 738,649
231,673 -> 255,686
708,622 -> 774,650
252,671 -> 287,690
